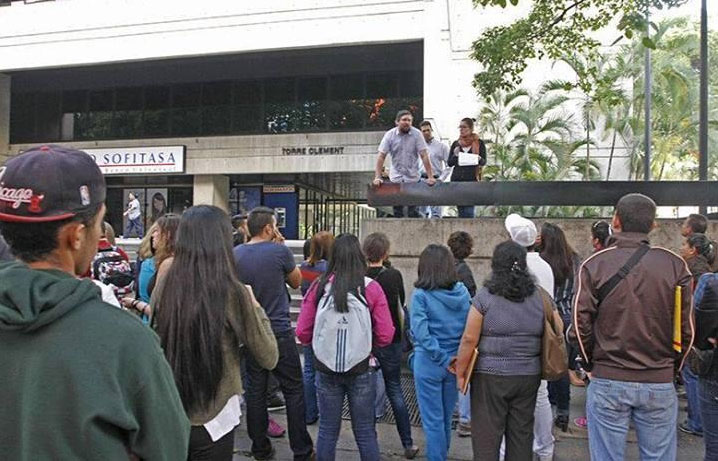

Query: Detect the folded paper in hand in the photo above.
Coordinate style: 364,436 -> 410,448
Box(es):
458,152 -> 479,166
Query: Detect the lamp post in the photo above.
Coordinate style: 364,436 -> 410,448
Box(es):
699,0 -> 709,214
644,5 -> 652,182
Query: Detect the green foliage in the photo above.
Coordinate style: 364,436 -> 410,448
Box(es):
471,0 -> 689,100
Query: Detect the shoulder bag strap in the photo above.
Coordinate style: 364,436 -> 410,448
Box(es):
596,243 -> 650,306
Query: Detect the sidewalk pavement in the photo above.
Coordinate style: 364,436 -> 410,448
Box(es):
232,386 -> 705,460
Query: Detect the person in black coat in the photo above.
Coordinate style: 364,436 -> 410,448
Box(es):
447,117 -> 487,218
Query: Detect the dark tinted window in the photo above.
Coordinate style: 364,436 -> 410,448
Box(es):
264,78 -> 295,104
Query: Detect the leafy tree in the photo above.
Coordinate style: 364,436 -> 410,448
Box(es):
471,0 -> 688,101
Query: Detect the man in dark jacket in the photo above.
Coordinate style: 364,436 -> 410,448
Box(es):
0,145 -> 189,460
570,193 -> 693,460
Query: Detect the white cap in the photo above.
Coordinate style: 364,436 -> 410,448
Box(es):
505,213 -> 538,248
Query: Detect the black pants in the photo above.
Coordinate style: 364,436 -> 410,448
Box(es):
245,332 -> 314,460
392,206 -> 421,218
471,373 -> 541,461
188,426 -> 235,461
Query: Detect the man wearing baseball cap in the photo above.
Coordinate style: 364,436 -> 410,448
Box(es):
504,213 -> 555,461
0,145 -> 190,460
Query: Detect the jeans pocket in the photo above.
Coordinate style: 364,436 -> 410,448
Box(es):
590,380 -> 623,415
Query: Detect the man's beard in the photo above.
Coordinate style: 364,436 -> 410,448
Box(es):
400,125 -> 410,133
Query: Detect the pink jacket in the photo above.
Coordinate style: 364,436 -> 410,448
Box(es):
296,276 -> 395,348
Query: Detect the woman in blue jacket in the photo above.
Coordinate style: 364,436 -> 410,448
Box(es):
410,244 -> 471,461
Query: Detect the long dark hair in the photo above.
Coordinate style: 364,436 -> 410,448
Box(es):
688,233 -> 717,265
315,234 -> 367,313
484,241 -> 536,302
415,244 -> 458,290
539,222 -> 577,284
155,205 -> 251,413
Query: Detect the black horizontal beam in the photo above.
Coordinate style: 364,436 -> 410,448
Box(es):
367,181 -> 718,207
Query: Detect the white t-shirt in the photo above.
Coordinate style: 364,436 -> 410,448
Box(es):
526,252 -> 555,298
127,199 -> 141,220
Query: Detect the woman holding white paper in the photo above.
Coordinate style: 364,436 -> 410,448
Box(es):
447,117 -> 487,218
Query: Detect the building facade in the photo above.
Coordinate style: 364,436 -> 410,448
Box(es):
0,0 -> 631,236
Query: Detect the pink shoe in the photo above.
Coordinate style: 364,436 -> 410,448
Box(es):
574,416 -> 587,429
268,417 -> 286,438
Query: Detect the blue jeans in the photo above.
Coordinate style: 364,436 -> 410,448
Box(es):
699,378 -> 718,460
457,206 -> 475,218
683,363 -> 703,433
303,347 -> 319,423
374,368 -> 387,418
126,217 -> 143,237
458,387 -> 471,424
587,378 -> 677,461
413,350 -> 459,461
423,206 -> 442,219
316,370 -> 379,461
374,343 -> 414,448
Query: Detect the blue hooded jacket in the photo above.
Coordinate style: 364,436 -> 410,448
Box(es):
410,282 -> 471,368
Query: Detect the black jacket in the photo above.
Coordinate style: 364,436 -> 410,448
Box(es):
448,139 -> 487,182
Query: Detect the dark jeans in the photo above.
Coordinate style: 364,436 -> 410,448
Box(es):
126,217 -> 143,238
316,370 -> 379,461
471,373 -> 541,461
188,426 -> 235,461
699,377 -> 718,460
245,332 -> 313,460
373,343 -> 413,448
392,206 -> 421,218
303,346 -> 319,423
457,206 -> 475,218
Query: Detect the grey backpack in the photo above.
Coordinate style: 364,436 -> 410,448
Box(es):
312,277 -> 373,373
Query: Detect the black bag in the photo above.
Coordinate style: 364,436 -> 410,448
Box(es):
596,243 -> 650,306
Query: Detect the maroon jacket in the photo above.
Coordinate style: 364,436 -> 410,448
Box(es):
569,232 -> 694,383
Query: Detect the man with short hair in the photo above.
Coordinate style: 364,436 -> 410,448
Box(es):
0,145 -> 189,460
419,120 -> 449,218
682,213 -> 709,237
504,213 -> 555,461
373,110 -> 435,218
234,206 -> 314,460
571,193 -> 694,460
123,191 -> 143,237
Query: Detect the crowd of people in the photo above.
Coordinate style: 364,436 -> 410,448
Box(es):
0,143 -> 717,461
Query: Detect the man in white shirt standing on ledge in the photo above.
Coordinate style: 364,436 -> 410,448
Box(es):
373,110 -> 435,218
123,192 -> 143,238
419,120 -> 449,219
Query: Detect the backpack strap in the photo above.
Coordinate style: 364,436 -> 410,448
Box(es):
596,243 -> 650,306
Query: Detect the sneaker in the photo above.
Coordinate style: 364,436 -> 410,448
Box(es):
555,415 -> 569,432
267,418 -> 286,438
404,445 -> 419,459
679,421 -> 703,437
267,394 -> 286,412
573,416 -> 587,429
253,446 -> 276,460
457,422 -> 472,437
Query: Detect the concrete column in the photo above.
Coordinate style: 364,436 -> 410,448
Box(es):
192,174 -> 230,212
0,73 -> 10,164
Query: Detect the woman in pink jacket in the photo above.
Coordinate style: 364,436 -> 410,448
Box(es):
297,234 -> 395,461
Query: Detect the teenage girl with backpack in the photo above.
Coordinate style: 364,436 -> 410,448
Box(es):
296,234 -> 395,461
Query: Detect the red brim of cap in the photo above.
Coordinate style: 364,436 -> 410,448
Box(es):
0,212 -> 76,223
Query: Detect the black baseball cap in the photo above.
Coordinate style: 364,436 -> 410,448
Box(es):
0,145 -> 106,223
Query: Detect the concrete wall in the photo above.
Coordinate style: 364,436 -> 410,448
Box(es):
10,131 -> 384,175
361,217 -> 718,300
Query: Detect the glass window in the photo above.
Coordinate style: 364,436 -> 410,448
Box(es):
235,81 -> 261,104
85,90 -> 114,139
264,78 -> 295,104
144,86 -> 170,137
35,92 -> 62,141
202,81 -> 232,106
10,92 -> 35,143
171,108 -> 201,136
62,90 -> 87,113
172,83 -> 201,108
366,73 -> 399,98
399,71 -> 423,97
233,105 -> 262,133
330,74 -> 364,99
113,87 -> 143,138
298,77 -> 327,101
